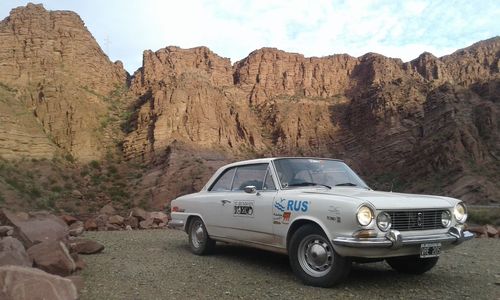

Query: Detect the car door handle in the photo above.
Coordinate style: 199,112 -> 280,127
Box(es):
221,200 -> 231,205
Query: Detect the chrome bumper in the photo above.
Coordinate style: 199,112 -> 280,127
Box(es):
332,227 -> 474,249
167,219 -> 185,230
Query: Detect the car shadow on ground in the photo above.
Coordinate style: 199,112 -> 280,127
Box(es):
176,242 -> 443,288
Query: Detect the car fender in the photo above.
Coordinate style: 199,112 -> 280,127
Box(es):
287,215 -> 333,246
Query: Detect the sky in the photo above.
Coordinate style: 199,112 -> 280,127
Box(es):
0,0 -> 499,73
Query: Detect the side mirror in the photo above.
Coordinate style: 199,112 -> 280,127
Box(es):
243,186 -> 257,194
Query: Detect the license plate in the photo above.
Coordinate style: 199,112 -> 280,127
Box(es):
420,243 -> 441,258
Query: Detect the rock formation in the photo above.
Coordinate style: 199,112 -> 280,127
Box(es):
0,3 -> 127,161
0,4 -> 498,207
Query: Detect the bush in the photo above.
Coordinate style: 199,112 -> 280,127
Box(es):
89,160 -> 100,170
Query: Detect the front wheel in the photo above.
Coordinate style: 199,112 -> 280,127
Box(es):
289,224 -> 351,287
188,217 -> 215,255
386,255 -> 439,274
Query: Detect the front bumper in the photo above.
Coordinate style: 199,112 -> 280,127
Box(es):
332,227 -> 474,249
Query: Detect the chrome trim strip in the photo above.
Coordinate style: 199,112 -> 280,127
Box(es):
167,219 -> 185,230
332,228 -> 474,249
211,236 -> 287,254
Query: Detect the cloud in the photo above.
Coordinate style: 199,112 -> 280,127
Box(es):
0,0 -> 499,72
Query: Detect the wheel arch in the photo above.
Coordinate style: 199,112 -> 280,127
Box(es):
184,214 -> 207,234
286,216 -> 332,250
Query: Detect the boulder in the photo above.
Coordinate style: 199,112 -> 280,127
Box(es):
0,225 -> 14,237
149,211 -> 169,224
27,241 -> 76,276
485,225 -> 498,237
70,253 -> 86,271
60,215 -> 79,225
68,221 -> 85,237
95,214 -> 109,230
125,225 -> 133,231
124,216 -> 139,229
105,223 -> 121,231
0,237 -> 32,267
0,265 -> 78,300
131,207 -> 148,221
467,225 -> 487,237
99,204 -> 116,215
66,275 -> 85,294
0,209 -> 68,248
71,189 -> 83,199
108,215 -> 124,226
84,218 -> 98,231
139,218 -> 154,229
68,239 -> 104,255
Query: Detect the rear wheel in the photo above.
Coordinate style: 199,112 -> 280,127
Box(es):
289,224 -> 351,287
188,217 -> 215,255
386,255 -> 439,274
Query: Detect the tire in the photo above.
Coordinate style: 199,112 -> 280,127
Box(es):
188,217 -> 215,255
386,255 -> 439,274
289,224 -> 351,287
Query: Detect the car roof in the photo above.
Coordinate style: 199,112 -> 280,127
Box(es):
223,157 -> 344,168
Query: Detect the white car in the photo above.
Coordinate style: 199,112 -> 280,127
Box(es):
169,157 -> 473,287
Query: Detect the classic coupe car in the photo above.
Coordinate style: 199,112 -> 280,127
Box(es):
169,157 -> 473,287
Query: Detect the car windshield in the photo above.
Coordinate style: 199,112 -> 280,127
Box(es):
273,158 -> 369,189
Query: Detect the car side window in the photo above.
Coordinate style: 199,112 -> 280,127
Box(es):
231,164 -> 268,191
263,167 -> 276,190
210,168 -> 236,191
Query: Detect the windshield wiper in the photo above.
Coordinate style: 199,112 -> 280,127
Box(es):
335,183 -> 357,187
288,182 -> 332,189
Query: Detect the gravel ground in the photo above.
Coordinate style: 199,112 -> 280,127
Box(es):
80,230 -> 500,300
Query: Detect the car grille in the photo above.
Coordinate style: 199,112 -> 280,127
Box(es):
387,210 -> 446,231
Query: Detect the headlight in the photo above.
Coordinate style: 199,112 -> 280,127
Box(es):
441,210 -> 451,227
376,212 -> 391,231
356,205 -> 374,226
453,203 -> 467,223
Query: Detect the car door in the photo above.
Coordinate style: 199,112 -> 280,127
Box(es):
201,167 -> 237,238
227,163 -> 278,245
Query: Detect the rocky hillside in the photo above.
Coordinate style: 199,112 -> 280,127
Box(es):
0,3 -> 127,161
0,4 -> 498,212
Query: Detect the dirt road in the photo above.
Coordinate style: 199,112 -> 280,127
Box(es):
80,230 -> 499,300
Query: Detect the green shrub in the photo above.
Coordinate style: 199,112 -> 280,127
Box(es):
28,187 -> 42,199
89,160 -> 100,170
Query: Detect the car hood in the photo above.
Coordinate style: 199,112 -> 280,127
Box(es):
301,188 -> 455,209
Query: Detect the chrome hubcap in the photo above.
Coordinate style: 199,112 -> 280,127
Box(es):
191,221 -> 205,248
298,236 -> 333,277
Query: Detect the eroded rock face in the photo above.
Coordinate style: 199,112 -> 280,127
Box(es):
0,265 -> 78,300
124,38 -> 499,206
0,3 -> 127,161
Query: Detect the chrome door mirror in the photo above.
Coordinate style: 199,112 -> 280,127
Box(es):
243,186 -> 257,194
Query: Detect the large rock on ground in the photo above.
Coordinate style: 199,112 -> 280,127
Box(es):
130,207 -> 148,221
0,225 -> 14,237
124,216 -> 139,229
0,237 -> 32,267
60,215 -> 79,225
99,204 -> 116,215
68,221 -> 85,237
149,211 -> 169,224
0,210 -> 68,248
84,218 -> 98,231
27,241 -> 76,276
108,215 -> 124,226
68,238 -> 104,255
0,265 -> 78,300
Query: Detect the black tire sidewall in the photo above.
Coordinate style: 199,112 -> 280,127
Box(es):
289,224 -> 350,287
188,218 -> 214,255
